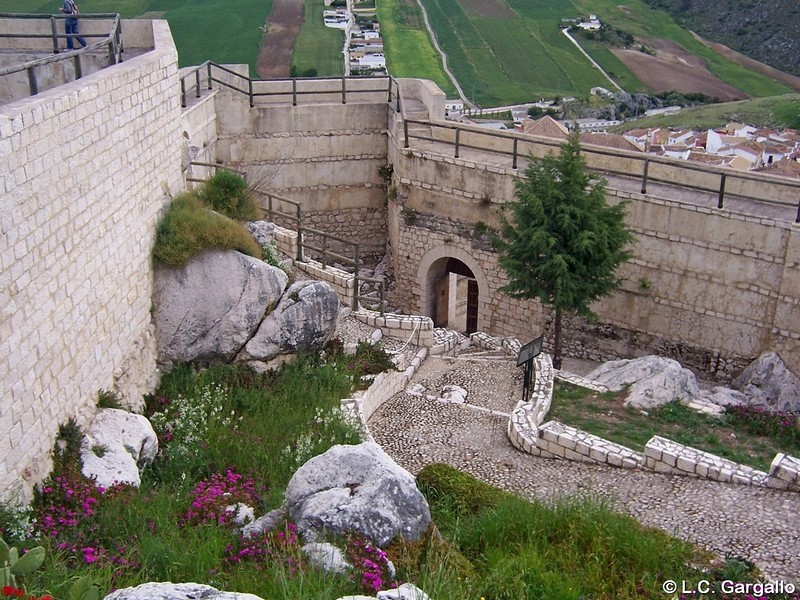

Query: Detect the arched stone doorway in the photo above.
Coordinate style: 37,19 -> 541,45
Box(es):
417,246 -> 489,335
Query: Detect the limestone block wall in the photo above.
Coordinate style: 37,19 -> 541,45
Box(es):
211,73 -> 390,257
385,89 -> 800,376
0,20 -> 182,502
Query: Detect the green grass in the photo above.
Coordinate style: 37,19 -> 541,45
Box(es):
614,93 -> 800,130
291,0 -> 345,77
376,0 -> 456,97
549,381 -> 798,471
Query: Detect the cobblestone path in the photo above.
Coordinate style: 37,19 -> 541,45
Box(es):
368,356 -> 800,583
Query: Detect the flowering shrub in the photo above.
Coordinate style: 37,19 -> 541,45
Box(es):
1,586 -> 52,600
281,407 -> 361,468
224,522 -> 305,575
148,383 -> 239,464
344,533 -> 397,594
182,470 -> 262,527
725,405 -> 799,450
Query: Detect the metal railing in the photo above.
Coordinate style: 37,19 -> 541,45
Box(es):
179,61 -> 395,109
0,13 -> 123,97
398,117 -> 800,223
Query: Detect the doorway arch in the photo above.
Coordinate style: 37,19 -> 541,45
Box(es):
417,246 -> 490,334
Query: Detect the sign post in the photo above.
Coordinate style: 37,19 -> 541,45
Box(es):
516,335 -> 544,403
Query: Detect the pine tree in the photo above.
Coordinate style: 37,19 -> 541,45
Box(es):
494,134 -> 634,369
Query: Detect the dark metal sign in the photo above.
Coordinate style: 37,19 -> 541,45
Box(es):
517,335 -> 544,403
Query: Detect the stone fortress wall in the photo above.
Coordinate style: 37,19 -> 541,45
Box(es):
2,20 -> 799,502
0,20 -> 183,502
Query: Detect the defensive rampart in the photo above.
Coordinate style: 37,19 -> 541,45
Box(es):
0,20 -> 182,502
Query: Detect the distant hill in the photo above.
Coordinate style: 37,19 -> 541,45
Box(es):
643,0 -> 800,76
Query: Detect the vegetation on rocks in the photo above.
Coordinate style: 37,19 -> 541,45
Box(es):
153,171 -> 263,268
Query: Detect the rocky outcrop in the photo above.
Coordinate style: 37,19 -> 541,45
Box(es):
732,352 -> 800,412
282,442 -> 431,547
104,582 -> 263,600
240,280 -> 341,363
153,250 -> 288,366
81,408 -> 158,488
586,356 -> 700,410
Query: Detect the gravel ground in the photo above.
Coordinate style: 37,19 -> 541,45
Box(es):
368,356 -> 800,583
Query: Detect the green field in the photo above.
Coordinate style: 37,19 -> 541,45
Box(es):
6,0 -> 272,75
409,0 -> 792,106
376,0 -> 456,97
291,0 -> 345,77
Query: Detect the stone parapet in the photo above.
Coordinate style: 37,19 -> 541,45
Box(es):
768,454 -> 800,492
355,310 -> 435,349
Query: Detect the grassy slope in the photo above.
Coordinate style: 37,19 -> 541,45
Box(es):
614,94 -> 800,131
376,0 -> 456,97
291,0 -> 345,77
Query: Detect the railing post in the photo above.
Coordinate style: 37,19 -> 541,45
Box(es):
321,235 -> 328,269
195,69 -> 201,99
73,54 -> 82,79
206,62 -> 213,91
180,77 -> 187,108
379,281 -> 385,316
454,129 -> 460,159
292,78 -> 297,106
248,78 -> 254,108
50,16 -> 59,53
352,243 -> 360,311
341,77 -> 347,104
296,205 -> 304,262
641,158 -> 649,194
796,196 -> 800,224
403,119 -> 409,148
717,173 -> 727,209
27,67 -> 38,96
512,138 -> 518,169
386,76 -> 392,104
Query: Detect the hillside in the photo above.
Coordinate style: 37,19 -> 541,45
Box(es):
643,0 -> 800,76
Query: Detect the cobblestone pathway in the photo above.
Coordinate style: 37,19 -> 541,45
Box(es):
368,356 -> 800,583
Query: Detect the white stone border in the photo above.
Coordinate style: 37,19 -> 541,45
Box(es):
508,356 -> 800,492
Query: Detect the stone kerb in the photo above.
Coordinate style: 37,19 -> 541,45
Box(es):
356,310 -> 435,350
507,360 -> 799,491
340,347 -> 429,441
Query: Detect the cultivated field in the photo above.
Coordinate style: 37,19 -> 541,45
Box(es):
286,0 -> 344,78
7,0 -> 273,75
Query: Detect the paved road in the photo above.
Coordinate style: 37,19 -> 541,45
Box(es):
368,356 -> 800,583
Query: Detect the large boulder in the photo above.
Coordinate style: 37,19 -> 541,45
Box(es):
586,356 -> 700,410
732,352 -> 800,412
104,583 -> 263,600
153,250 -> 288,366
81,409 -> 158,489
241,280 -> 341,362
284,442 -> 431,547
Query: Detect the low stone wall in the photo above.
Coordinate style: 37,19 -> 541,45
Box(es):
508,358 -> 800,492
340,347 -> 428,440
355,310 -> 435,350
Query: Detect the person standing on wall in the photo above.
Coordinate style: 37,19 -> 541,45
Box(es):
60,0 -> 87,50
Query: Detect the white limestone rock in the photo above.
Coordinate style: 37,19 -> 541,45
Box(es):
302,542 -> 351,574
732,352 -> 800,412
154,250 -> 288,366
103,582 -> 263,600
377,583 -> 431,600
587,356 -> 700,410
241,280 -> 341,362
696,386 -> 748,408
81,409 -> 158,489
439,385 -> 467,404
284,442 -> 431,547
246,220 -> 276,245
241,506 -> 288,539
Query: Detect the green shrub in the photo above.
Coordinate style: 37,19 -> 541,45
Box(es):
195,170 -> 260,221
153,194 -> 261,268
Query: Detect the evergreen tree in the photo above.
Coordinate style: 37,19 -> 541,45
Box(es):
494,134 -> 634,369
